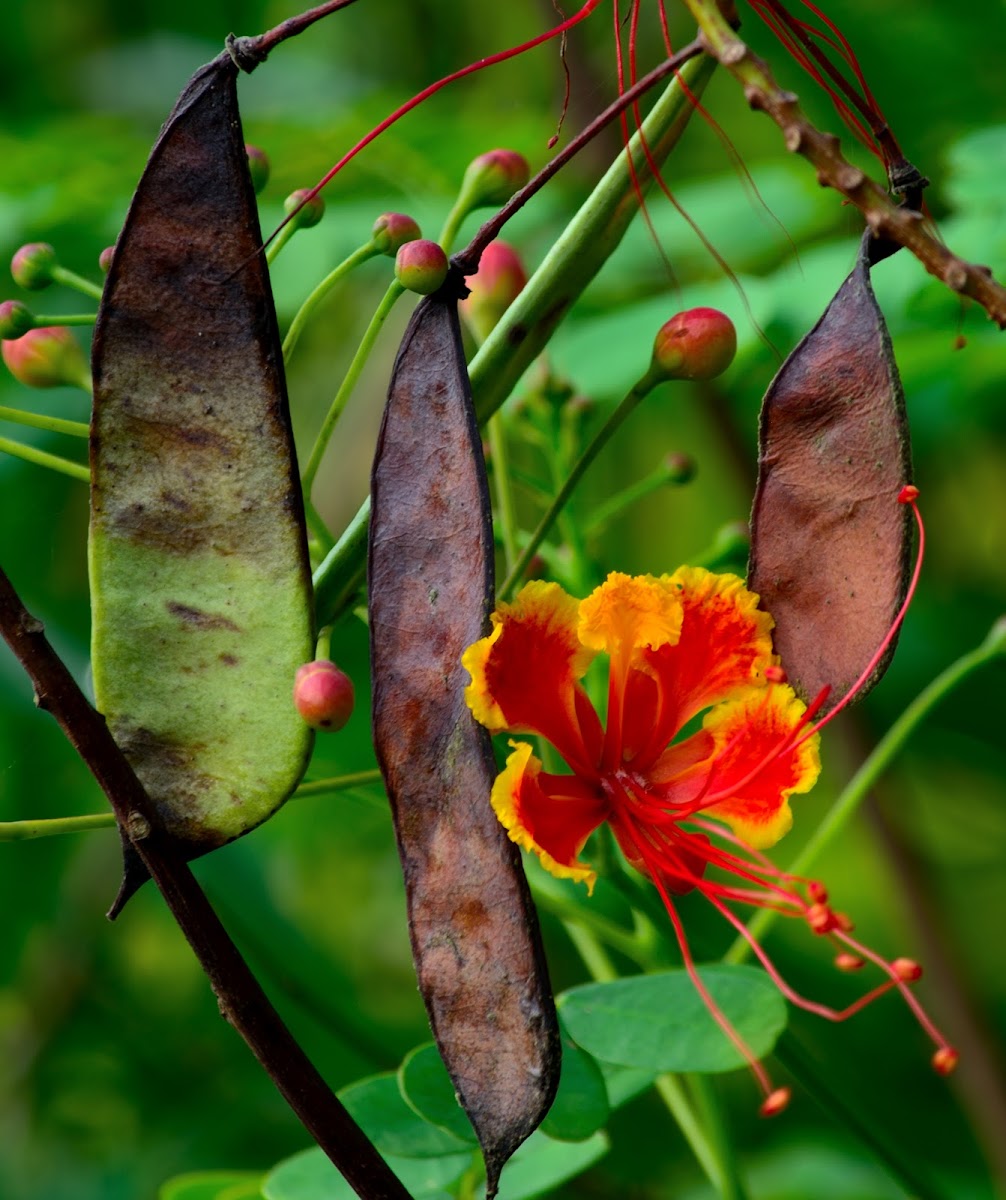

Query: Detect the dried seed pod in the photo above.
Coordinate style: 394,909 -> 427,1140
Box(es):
749,231 -> 912,706
369,282 -> 560,1198
90,53 -> 313,905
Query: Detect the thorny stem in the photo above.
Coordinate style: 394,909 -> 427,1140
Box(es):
679,0 -> 1006,326
0,437 -> 90,482
724,619 -> 1006,965
301,280 -> 404,496
0,567 -> 411,1200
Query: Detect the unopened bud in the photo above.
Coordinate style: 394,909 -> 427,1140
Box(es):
11,243 -> 58,290
892,957 -> 923,983
663,451 -> 696,485
246,144 -> 270,194
0,300 -> 35,340
98,247 -> 116,274
759,1087 -> 791,1118
284,188 -> 326,230
460,240 -> 527,341
2,326 -> 89,390
932,1047 -> 959,1076
649,307 -> 737,383
293,660 -> 355,732
395,240 -> 448,295
372,212 -> 422,256
834,952 -> 865,972
460,149 -> 530,209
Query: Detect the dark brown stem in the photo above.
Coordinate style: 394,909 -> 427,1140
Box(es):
225,0 -> 363,71
0,566 -> 412,1200
453,38 -> 704,276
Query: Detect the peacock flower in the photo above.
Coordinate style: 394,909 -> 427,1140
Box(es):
463,552 -> 956,1112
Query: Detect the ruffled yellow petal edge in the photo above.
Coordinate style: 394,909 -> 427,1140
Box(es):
491,741 -> 597,894
703,685 -> 821,850
668,565 -> 777,685
462,579 -> 590,733
578,571 -> 684,661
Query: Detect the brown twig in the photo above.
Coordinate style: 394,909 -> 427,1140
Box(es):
679,0 -> 1006,328
224,0 -> 363,71
0,566 -> 412,1200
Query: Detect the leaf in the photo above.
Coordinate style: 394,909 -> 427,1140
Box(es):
262,1145 -> 469,1200
369,289 -> 560,1196
339,1072 -> 473,1159
158,1172 -> 264,1200
90,53 -> 313,895
748,231 -> 913,707
398,1043 -> 479,1146
558,965 -> 788,1074
480,1129 -> 610,1200
540,1032 -> 609,1142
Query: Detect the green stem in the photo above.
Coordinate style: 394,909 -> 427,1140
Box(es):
28,312 -> 96,327
500,377 -> 656,600
0,436 -> 89,481
686,1074 -> 752,1200
438,200 -> 469,256
293,769 -> 383,798
312,500 -> 369,626
0,812 -> 115,840
725,623 -> 1006,965
315,624 -> 334,661
303,495 -> 335,556
52,265 -> 104,301
282,242 -> 378,363
487,417 -> 519,575
302,281 -> 404,497
0,406 -> 89,438
584,458 -> 689,536
265,222 -> 298,265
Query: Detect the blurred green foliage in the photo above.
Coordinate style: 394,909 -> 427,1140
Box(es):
1,2 -> 1004,1199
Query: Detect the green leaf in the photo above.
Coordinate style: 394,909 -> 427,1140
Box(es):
558,965 -> 787,1074
597,1062 -> 660,1109
262,1146 -> 469,1200
479,1130 -> 609,1200
398,1043 -> 479,1146
158,1171 -> 264,1200
340,1072 -> 474,1158
540,1033 -> 609,1142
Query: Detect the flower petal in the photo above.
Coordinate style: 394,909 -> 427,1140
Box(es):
629,568 -> 776,768
694,685 -> 820,849
578,572 -> 683,661
491,741 -> 605,891
463,580 -> 601,773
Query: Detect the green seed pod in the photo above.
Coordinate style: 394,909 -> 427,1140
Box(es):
90,53 -> 313,899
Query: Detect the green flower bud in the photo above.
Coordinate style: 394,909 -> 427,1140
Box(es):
245,144 -> 270,195
395,240 -> 448,296
2,326 -> 90,390
460,149 -> 531,209
650,307 -> 737,382
0,300 -> 36,340
283,188 -> 326,230
293,660 -> 354,732
372,212 -> 422,256
98,247 -> 116,274
11,243 -> 58,290
460,240 -> 527,341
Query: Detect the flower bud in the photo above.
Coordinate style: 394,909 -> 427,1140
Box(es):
293,660 -> 355,732
98,247 -> 116,274
2,326 -> 89,390
284,188 -> 326,230
0,300 -> 35,340
460,149 -> 531,209
759,1087 -> 790,1118
932,1047 -> 959,1076
662,451 -> 696,485
460,240 -> 527,342
650,307 -> 737,382
245,144 -> 270,195
372,212 -> 422,256
11,243 -> 58,290
395,239 -> 448,296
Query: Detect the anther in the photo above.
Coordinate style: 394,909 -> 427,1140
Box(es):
932,1047 -> 959,1076
759,1087 -> 791,1118
898,484 -> 919,504
892,957 -> 923,983
834,952 -> 865,972
765,665 -> 787,684
807,903 -> 834,934
808,881 -> 828,904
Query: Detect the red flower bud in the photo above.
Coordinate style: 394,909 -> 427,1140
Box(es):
650,307 -> 737,382
460,240 -> 527,341
284,188 -> 326,230
932,1047 -> 959,1076
11,243 -> 58,290
372,212 -> 422,256
461,149 -> 531,209
98,247 -> 116,274
0,300 -> 35,340
395,239 -> 448,296
245,144 -> 270,195
2,326 -> 89,390
293,660 -> 355,732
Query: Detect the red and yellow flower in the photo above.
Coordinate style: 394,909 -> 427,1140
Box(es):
463,564 -> 956,1110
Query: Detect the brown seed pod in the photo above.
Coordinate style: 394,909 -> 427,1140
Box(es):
749,230 -> 913,708
369,281 -> 560,1198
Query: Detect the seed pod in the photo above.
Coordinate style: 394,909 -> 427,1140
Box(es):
749,230 -> 912,706
90,52 -> 313,906
369,281 -> 560,1198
